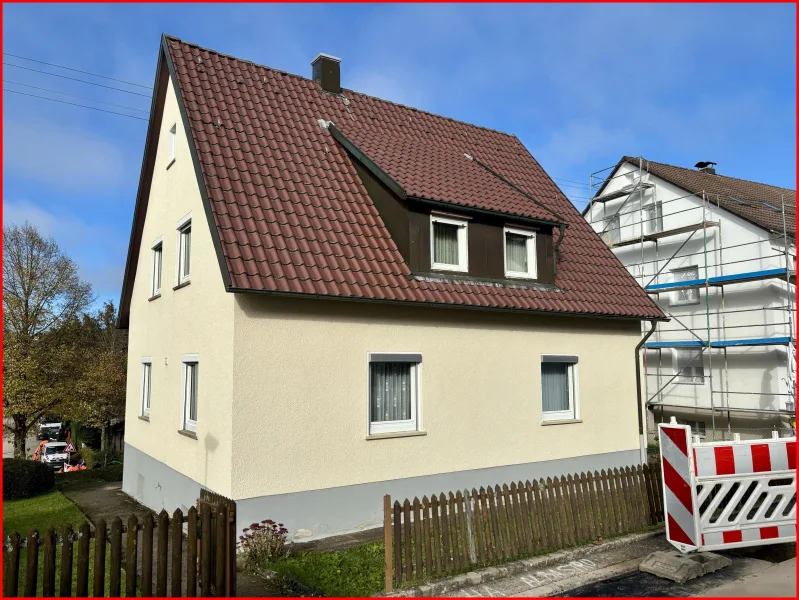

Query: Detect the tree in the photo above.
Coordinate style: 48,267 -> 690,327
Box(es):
3,223 -> 93,457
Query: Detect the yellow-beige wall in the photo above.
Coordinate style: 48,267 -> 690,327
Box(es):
123,76 -> 235,503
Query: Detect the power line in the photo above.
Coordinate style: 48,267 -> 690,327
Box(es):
552,176 -> 590,187
4,52 -> 151,89
4,80 -> 150,113
3,88 -> 149,121
3,63 -> 152,98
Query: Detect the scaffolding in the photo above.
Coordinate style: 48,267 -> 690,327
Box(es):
587,158 -> 797,440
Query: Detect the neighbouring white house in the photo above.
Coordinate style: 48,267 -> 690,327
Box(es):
583,157 -> 796,441
117,35 -> 665,541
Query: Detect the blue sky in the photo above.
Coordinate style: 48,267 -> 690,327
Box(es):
3,3 -> 795,307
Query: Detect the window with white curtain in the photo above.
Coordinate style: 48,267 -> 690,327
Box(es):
670,266 -> 700,306
674,349 -> 704,384
141,358 -> 152,418
181,355 -> 199,433
504,227 -> 537,279
430,215 -> 468,272
541,355 -> 579,422
368,353 -> 422,435
601,214 -> 621,245
151,239 -> 163,298
644,202 -> 664,234
176,215 -> 192,285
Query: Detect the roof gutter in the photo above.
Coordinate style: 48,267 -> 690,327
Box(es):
635,319 -> 659,463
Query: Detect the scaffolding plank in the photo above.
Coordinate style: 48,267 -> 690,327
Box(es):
592,182 -> 655,203
610,221 -> 718,248
645,336 -> 792,349
645,268 -> 790,293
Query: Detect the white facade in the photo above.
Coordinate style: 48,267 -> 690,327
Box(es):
584,161 -> 795,438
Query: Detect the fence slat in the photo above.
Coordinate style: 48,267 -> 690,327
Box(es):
486,486 -> 501,559
456,491 -> 469,566
171,508 -> 184,597
76,522 -> 90,597
471,488 -> 485,563
447,492 -> 460,571
599,470 -> 615,536
403,499 -> 413,579
439,493 -> 451,573
126,515 -> 138,597
504,484 -> 518,558
622,467 -> 639,529
529,481 -> 545,550
585,472 -> 600,540
431,494 -> 442,576
141,514 -> 154,597
58,524 -> 74,597
215,505 -> 227,595
200,504 -> 211,597
479,487 -> 492,562
524,481 -> 539,552
413,498 -> 423,576
24,530 -> 38,598
564,475 -> 579,545
6,531 -> 20,597
495,485 -> 510,559
93,519 -> 107,597
393,501 -> 402,584
157,510 -> 170,597
383,496 -> 393,593
422,496 -> 433,577
577,473 -> 592,541
463,489 -> 477,564
515,482 -> 531,554
551,477 -> 568,549
109,518 -> 123,597
42,527 -> 55,597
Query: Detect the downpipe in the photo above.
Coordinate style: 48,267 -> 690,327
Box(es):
635,320 -> 659,464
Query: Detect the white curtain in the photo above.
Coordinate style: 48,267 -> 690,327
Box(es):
181,227 -> 192,277
506,234 -> 528,272
433,222 -> 459,265
541,362 -> 569,412
371,363 -> 411,422
675,267 -> 699,303
645,203 -> 663,234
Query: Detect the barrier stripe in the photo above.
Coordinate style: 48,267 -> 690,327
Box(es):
722,530 -> 743,544
760,526 -> 779,539
663,458 -> 693,513
714,446 -> 735,475
732,444 -> 753,474
770,443 -> 789,471
660,425 -> 697,547
667,515 -> 694,546
694,447 -> 717,477
788,442 -> 796,470
751,445 -> 771,472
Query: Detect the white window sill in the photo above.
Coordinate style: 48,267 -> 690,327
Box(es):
431,264 -> 468,273
541,419 -> 582,426
366,431 -> 427,441
173,279 -> 191,291
138,415 -> 150,422
177,429 -> 197,439
505,271 -> 537,280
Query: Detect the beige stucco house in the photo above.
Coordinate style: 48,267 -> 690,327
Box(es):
118,35 -> 665,540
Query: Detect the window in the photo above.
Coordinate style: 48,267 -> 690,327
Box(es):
168,123 -> 176,166
430,215 -> 468,272
674,349 -> 704,384
181,355 -> 199,433
176,216 -> 191,284
671,266 -> 700,306
541,355 -> 579,421
368,353 -> 422,435
644,202 -> 663,234
601,214 -> 620,245
504,227 -> 537,279
151,239 -> 163,297
141,359 -> 152,418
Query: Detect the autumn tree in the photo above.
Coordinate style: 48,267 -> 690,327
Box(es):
3,223 -> 93,457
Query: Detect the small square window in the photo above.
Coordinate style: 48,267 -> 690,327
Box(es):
431,215 -> 468,272
541,355 -> 579,421
601,214 -> 621,245
168,123 -> 176,166
671,266 -> 700,306
141,358 -> 152,418
151,239 -> 163,297
176,216 -> 191,284
674,349 -> 704,384
368,353 -> 422,435
181,355 -> 199,433
504,228 -> 537,279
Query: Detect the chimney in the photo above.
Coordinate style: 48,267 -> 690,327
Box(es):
694,161 -> 717,175
312,53 -> 341,94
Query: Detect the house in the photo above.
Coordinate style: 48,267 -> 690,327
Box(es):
118,35 -> 664,540
583,157 -> 796,441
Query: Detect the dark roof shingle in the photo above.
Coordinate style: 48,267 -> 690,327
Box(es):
162,36 -> 663,320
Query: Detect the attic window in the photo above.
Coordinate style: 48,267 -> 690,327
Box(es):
431,215 -> 468,272
504,228 -> 537,279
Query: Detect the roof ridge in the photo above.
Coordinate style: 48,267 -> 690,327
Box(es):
623,155 -> 795,195
163,34 -> 518,140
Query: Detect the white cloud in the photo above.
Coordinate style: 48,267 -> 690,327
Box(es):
2,117 -> 129,193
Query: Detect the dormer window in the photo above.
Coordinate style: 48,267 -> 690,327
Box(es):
431,215 -> 468,272
504,227 -> 537,279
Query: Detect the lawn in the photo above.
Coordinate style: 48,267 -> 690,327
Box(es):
269,541 -> 386,597
3,489 -> 125,596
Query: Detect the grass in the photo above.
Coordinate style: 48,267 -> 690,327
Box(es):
2,489 -> 125,596
268,541 -> 386,597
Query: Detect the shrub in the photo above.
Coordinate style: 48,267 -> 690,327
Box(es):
55,464 -> 123,487
3,458 -> 55,500
239,519 -> 289,569
93,449 -> 123,468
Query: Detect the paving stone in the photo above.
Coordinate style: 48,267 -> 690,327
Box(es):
639,550 -> 731,584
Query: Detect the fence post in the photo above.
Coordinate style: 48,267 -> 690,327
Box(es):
187,507 -> 198,597
109,517 -> 122,597
24,529 -> 39,598
42,526 -> 56,597
93,519 -> 107,597
6,531 -> 20,597
383,495 -> 393,593
464,489 -> 477,564
76,522 -> 90,597
156,510 -> 169,597
59,524 -> 74,597
215,504 -> 227,595
171,509 -> 184,597
200,502 -> 212,597
127,515 -> 139,597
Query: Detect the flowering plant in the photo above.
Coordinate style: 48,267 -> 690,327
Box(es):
238,519 -> 289,567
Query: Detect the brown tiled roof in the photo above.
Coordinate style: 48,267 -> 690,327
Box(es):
152,36 -> 663,320
620,156 -> 795,236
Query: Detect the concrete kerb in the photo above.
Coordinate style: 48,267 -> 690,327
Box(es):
377,528 -> 666,597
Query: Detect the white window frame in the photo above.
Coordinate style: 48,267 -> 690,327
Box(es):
151,237 -> 163,298
644,201 -> 664,235
670,265 -> 700,307
181,354 -> 199,433
176,214 -> 192,285
430,214 -> 468,272
367,353 -> 422,435
504,227 -> 537,279
168,123 -> 176,167
141,357 -> 152,418
540,355 -> 580,422
601,213 -> 621,245
673,349 -> 705,385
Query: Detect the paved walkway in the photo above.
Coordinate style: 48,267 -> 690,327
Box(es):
695,558 -> 795,598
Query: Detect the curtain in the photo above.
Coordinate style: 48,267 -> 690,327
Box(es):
506,234 -> 528,272
182,227 -> 192,277
433,222 -> 459,265
541,362 -> 570,412
186,363 -> 198,421
645,203 -> 663,234
675,267 -> 699,303
371,362 -> 411,422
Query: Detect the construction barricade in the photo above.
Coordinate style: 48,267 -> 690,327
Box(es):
658,418 -> 796,553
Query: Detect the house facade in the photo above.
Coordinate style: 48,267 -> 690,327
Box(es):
584,157 -> 796,441
118,36 -> 663,540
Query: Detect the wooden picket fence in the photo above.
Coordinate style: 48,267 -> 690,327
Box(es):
2,498 -> 236,597
383,463 -> 664,591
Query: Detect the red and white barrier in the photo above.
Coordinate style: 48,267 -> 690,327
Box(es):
658,419 -> 796,553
